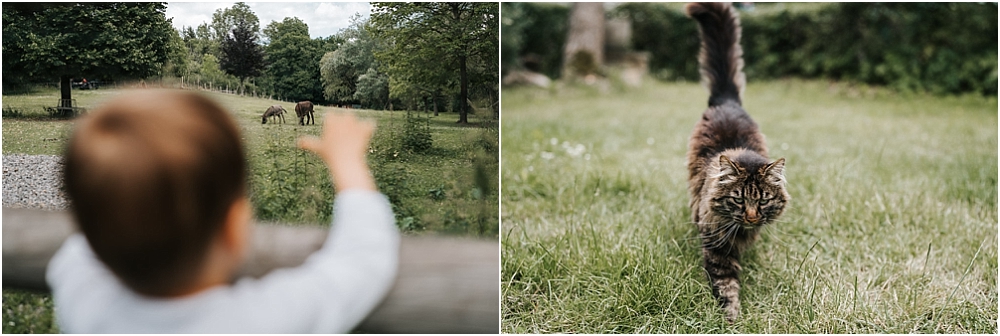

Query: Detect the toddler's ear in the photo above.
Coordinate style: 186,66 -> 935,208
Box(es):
222,197 -> 252,259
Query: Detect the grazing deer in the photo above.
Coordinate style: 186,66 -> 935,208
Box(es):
261,105 -> 286,124
295,101 -> 314,125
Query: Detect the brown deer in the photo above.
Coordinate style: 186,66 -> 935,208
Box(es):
261,105 -> 286,124
295,101 -> 314,125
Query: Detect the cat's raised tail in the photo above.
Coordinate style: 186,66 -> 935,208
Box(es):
686,2 -> 745,107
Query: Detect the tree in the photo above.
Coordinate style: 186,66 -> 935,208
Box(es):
261,17 -> 324,101
562,3 -> 605,80
370,2 -> 499,124
219,20 -> 265,85
320,15 -> 381,105
182,23 -> 220,64
163,28 -> 191,78
354,67 -> 390,109
2,3 -> 174,107
211,2 -> 259,42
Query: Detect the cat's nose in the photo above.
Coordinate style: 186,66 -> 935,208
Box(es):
745,209 -> 759,223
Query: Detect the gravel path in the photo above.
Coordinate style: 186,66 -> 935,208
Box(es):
2,154 -> 69,211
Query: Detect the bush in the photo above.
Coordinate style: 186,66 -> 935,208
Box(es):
249,132 -> 333,224
401,111 -> 432,152
742,3 -> 998,95
2,107 -> 24,118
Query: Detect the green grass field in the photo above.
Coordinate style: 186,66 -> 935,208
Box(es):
501,79 -> 997,333
2,86 -> 498,333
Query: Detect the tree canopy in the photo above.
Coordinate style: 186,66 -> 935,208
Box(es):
261,17 -> 325,102
211,2 -> 260,41
2,2 -> 174,92
319,15 -> 383,106
370,2 -> 499,123
2,2 -> 175,109
220,20 -> 265,83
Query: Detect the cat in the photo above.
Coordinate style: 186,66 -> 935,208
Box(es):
684,2 -> 790,322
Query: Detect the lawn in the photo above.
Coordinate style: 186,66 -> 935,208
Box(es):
2,86 -> 498,333
501,79 -> 997,333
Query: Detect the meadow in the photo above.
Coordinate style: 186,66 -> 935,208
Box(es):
2,86 -> 498,333
501,79 -> 997,333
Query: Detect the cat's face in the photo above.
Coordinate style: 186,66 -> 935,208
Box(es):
711,156 -> 788,229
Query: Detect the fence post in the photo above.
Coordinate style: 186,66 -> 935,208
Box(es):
2,207 -> 499,333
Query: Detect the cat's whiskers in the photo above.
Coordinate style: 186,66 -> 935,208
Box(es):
702,222 -> 740,250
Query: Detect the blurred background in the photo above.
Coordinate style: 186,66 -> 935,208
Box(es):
502,2 -> 997,96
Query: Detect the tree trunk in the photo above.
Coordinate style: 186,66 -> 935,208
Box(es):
458,54 -> 469,124
491,89 -> 498,120
433,91 -> 439,117
60,75 -> 71,107
562,2 -> 605,80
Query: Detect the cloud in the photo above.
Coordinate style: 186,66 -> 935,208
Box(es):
165,2 -> 370,38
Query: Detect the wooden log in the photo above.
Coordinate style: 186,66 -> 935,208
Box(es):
2,207 -> 499,333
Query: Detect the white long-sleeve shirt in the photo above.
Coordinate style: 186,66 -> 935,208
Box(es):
46,190 -> 400,333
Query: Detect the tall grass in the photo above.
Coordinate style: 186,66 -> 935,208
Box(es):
501,79 -> 997,333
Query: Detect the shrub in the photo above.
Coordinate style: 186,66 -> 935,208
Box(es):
401,111 -> 432,152
2,107 -> 24,118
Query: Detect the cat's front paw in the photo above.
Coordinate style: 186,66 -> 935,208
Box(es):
723,300 -> 741,322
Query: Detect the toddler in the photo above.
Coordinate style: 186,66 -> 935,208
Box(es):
47,90 -> 399,333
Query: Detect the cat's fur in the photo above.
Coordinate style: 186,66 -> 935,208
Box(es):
684,2 -> 790,322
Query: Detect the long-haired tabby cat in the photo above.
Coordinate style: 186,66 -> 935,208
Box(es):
685,2 -> 790,322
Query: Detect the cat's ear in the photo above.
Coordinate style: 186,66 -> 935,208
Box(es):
763,158 -> 786,185
717,155 -> 743,184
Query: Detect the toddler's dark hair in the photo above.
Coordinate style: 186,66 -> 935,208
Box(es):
64,90 -> 247,296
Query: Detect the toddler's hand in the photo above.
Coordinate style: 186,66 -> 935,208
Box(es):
298,112 -> 376,192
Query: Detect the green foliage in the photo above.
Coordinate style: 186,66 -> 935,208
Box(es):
210,2 -> 260,42
2,3 -> 174,85
612,3 -> 700,81
500,3 -> 529,74
181,24 -> 220,65
354,67 -> 389,109
198,54 -> 238,87
401,111 -> 433,152
162,28 -> 190,78
260,17 -> 326,102
615,3 -> 997,95
319,15 -> 381,105
501,3 -> 570,78
2,290 -> 58,333
370,2 -> 499,122
214,3 -> 264,84
512,3 -> 997,95
249,130 -> 333,224
219,20 -> 265,82
2,106 -> 24,119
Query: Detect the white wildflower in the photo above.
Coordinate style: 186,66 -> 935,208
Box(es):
566,143 -> 586,157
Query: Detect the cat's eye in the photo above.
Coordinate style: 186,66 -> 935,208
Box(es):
760,198 -> 771,205
732,198 -> 744,204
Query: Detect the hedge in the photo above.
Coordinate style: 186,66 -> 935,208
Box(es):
507,3 -> 997,96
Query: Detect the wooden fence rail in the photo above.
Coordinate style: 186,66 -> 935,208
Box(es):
2,207 -> 499,333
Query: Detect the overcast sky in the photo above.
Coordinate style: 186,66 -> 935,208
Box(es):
165,2 -> 370,39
